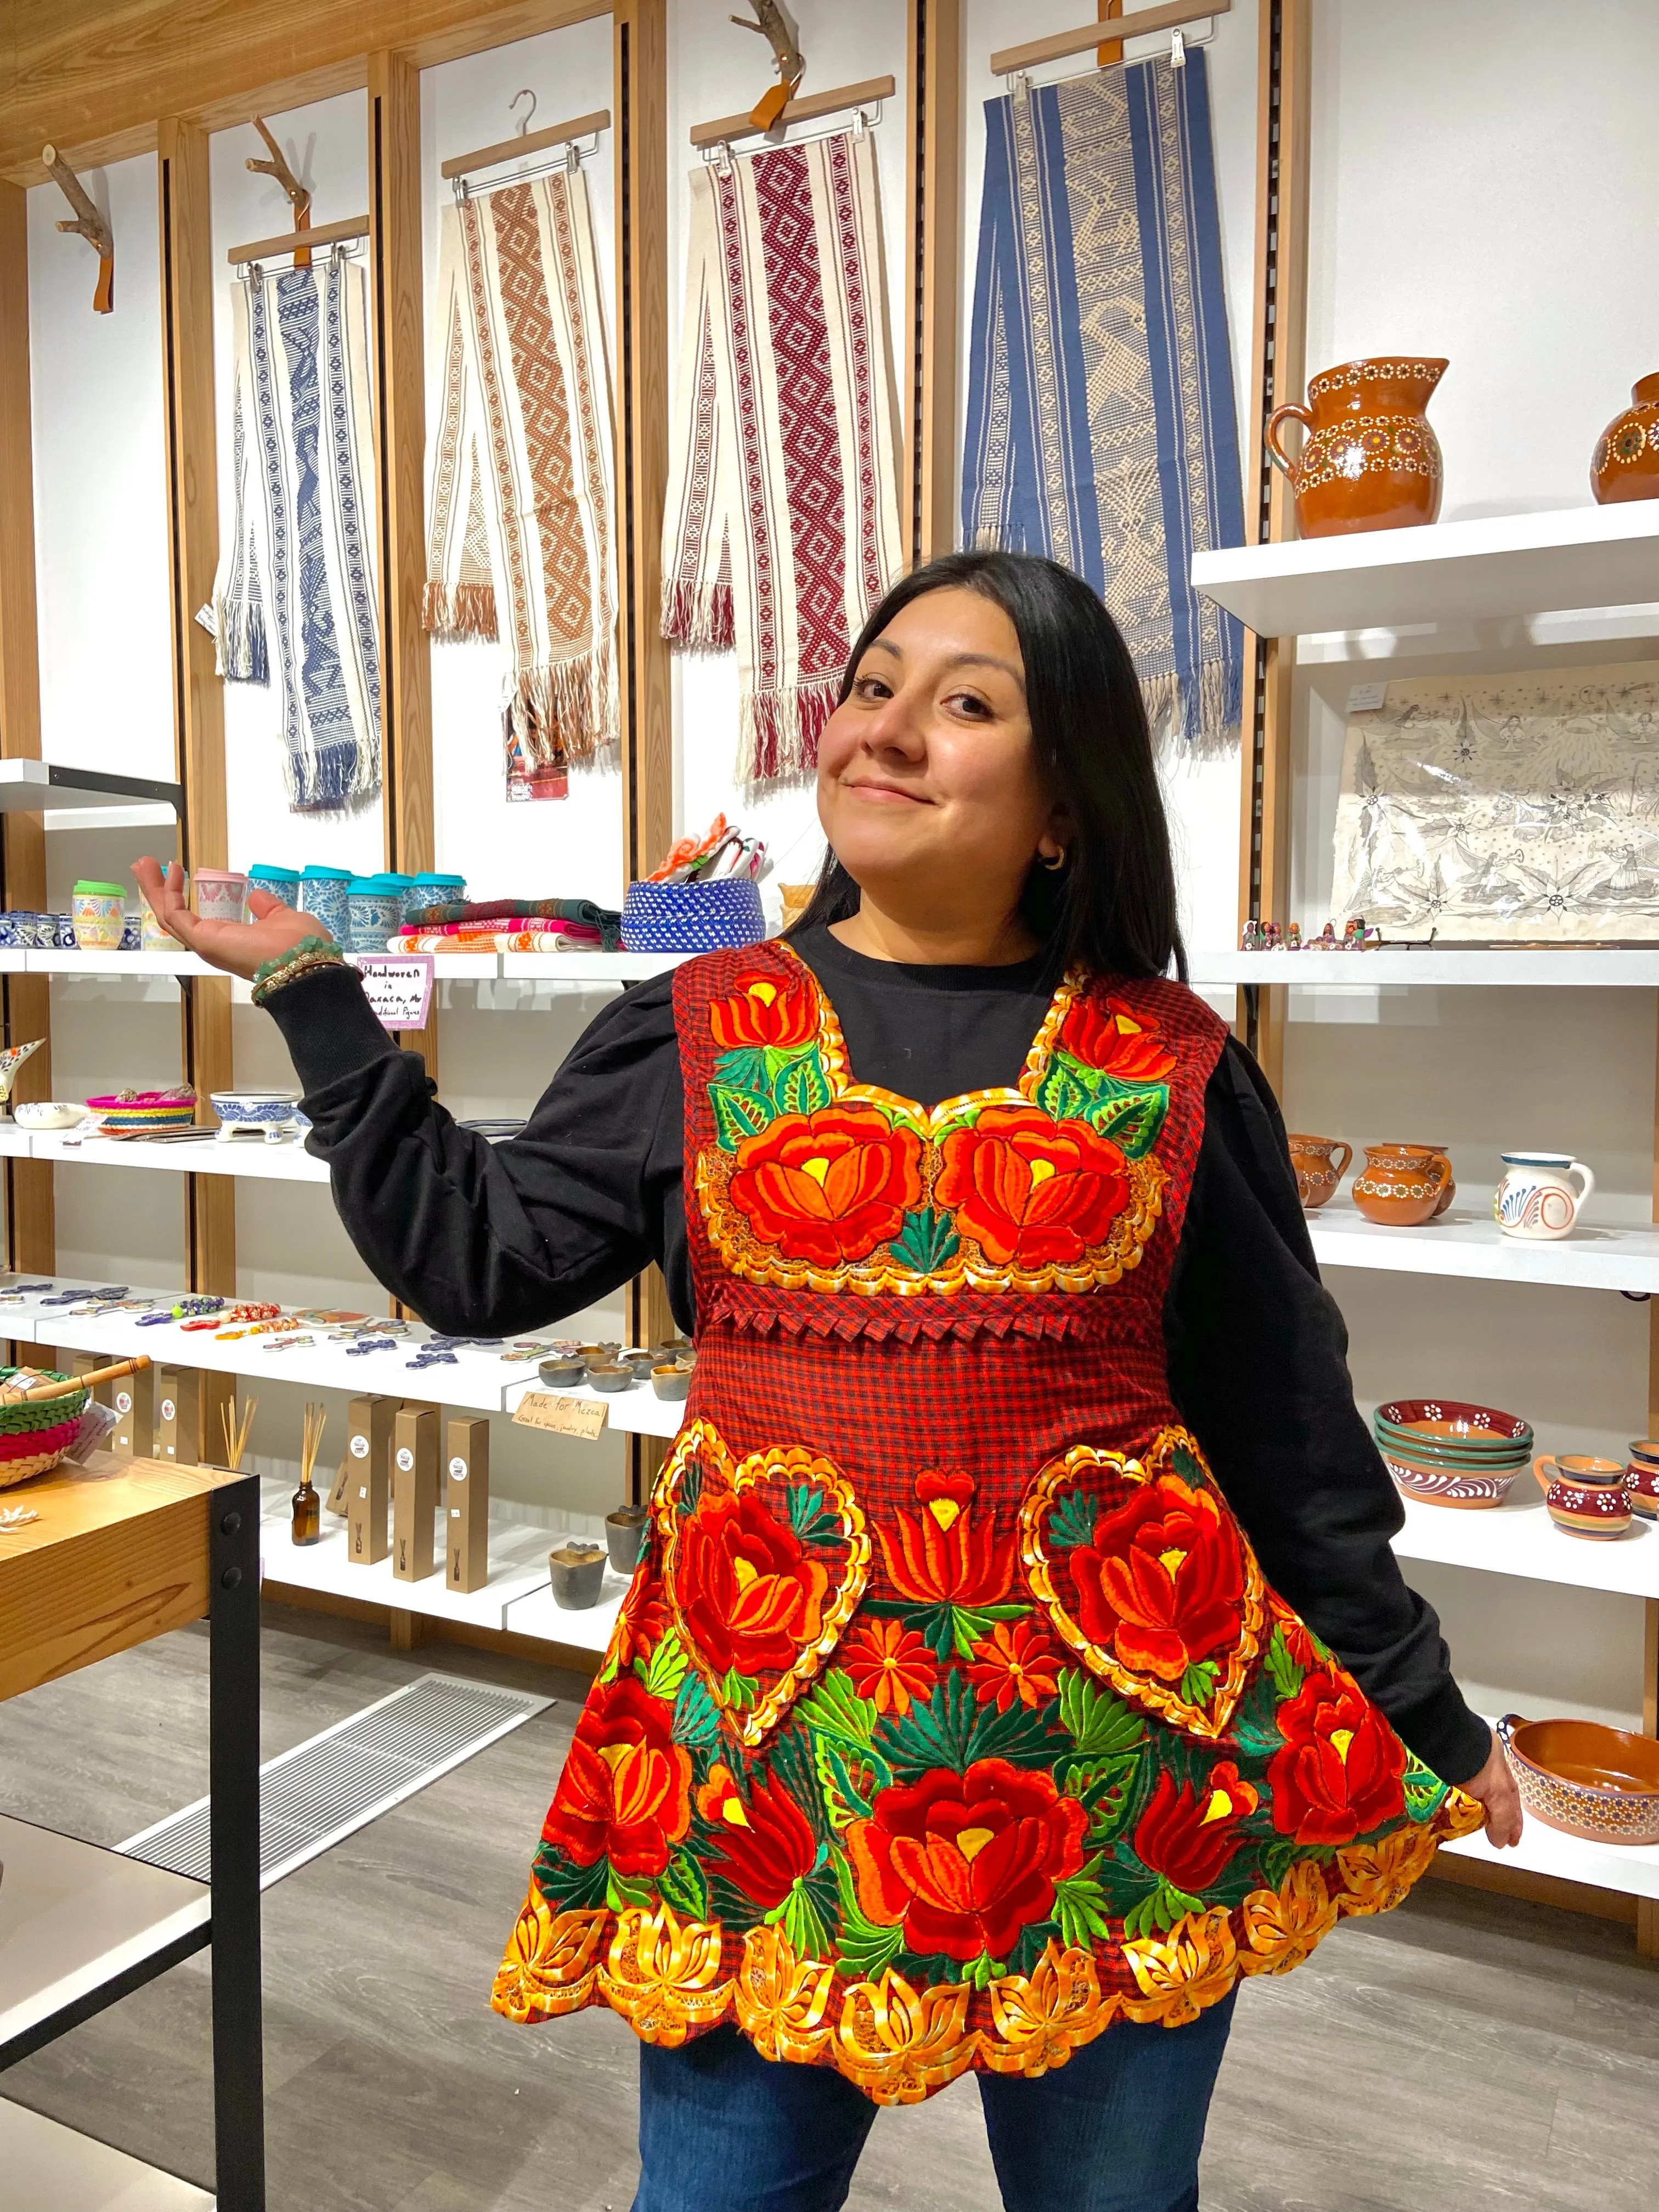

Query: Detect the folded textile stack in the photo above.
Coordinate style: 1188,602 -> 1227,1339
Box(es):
395,896 -> 623,952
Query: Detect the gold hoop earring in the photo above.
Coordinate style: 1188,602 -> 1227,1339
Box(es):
1039,849 -> 1067,873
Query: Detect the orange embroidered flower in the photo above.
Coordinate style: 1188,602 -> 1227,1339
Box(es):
1268,1668 -> 1407,1847
539,1673 -> 691,1877
1059,995 -> 1176,1082
709,970 -> 817,1050
676,1487 -> 831,1680
935,1107 -> 1130,1269
878,1469 -> 1017,1604
728,1105 -> 923,1268
1133,1762 -> 1259,1893
841,1618 -> 938,1716
848,1759 -> 1088,1963
695,1762 -> 819,1910
612,1573 -> 668,1671
965,1618 -> 1063,1712
1066,1475 -> 1246,1686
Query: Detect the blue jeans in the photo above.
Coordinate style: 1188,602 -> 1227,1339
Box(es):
632,1990 -> 1236,2212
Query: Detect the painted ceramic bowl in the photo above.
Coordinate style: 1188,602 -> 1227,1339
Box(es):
1498,1714 -> 1659,1844
12,1102 -> 89,1131
1533,1455 -> 1632,1539
1379,1449 -> 1523,1511
1374,1400 -> 1531,1457
211,1087 -> 302,1128
1626,1440 -> 1659,1521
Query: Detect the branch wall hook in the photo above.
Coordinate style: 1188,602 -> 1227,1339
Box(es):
246,119 -> 313,269
731,1 -> 805,131
41,143 -> 114,313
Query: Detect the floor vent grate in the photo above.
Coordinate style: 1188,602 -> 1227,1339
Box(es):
117,1672 -> 552,1888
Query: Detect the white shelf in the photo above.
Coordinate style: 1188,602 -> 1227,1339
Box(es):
257,1481 -> 555,1630
27,1131 -> 332,1182
7,947 -> 691,987
1190,500 -> 1659,640
1189,949 -> 1659,988
0,1124 -> 32,1158
0,759 -> 183,820
26,947 -> 216,977
500,950 -> 692,983
1392,1493 -> 1659,1600
1307,1203 -> 1659,1295
503,1577 -> 630,1656
1442,1810 -> 1659,1899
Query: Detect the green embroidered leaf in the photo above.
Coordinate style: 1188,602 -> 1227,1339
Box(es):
1007,1920 -> 1062,1979
659,1850 -> 708,1922
676,1455 -> 705,1517
1057,1751 -> 1142,1844
1058,1672 -> 1147,1758
1051,1853 -> 1115,1950
798,1670 -> 880,1749
1047,1487 -> 1099,1553
722,1668 -> 759,1712
1179,1659 -> 1221,1710
966,1696 -> 1063,1771
772,1048 -> 833,1117
774,1879 -> 833,1963
815,1735 -> 885,1831
1122,1878 -> 1203,1942
831,1850 -> 906,1980
1084,1082 -> 1169,1158
786,1481 -> 840,1544
709,1081 -> 776,1150
531,1845 -> 609,1911
874,1669 -> 978,1779
949,1601 -> 1030,1660
1264,1624 -> 1305,1708
1170,1441 -> 1207,1489
888,1205 -> 961,1273
1402,1754 -> 1451,1824
962,1950 -> 1010,1990
712,1046 -> 772,1096
672,1671 -> 722,1750
1033,1053 -> 1096,1124
1260,1838 -> 1336,1892
644,1627 -> 689,1704
606,1868 -> 657,1913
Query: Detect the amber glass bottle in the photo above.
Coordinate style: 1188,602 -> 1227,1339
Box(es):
291,1472 -> 321,1545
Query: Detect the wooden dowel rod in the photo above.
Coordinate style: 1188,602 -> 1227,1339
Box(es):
990,0 -> 1229,77
7,1354 -> 151,1404
690,75 -> 896,150
440,109 -> 612,182
227,213 -> 370,266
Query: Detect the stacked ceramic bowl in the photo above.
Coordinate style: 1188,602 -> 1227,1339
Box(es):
1373,1398 -> 1532,1510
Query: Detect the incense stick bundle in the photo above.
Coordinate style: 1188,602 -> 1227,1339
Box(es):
222,1393 -> 257,1472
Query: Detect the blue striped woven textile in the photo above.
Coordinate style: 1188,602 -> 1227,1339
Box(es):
963,51 -> 1245,752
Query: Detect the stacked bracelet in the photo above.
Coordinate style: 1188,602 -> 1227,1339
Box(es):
251,935 -> 346,1007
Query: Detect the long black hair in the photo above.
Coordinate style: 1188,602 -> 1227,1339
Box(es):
789,549 -> 1187,981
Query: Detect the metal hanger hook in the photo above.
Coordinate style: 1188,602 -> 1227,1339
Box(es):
510,88 -> 538,137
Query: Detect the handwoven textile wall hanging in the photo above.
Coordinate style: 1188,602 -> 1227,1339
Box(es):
1333,661 -> 1659,941
662,128 -> 904,786
425,167 -> 618,785
962,50 -> 1245,751
214,250 -> 382,811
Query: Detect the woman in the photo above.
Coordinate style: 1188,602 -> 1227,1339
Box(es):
138,551 -> 1520,2212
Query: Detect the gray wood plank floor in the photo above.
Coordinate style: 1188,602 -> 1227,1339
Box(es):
1,1606 -> 1654,2211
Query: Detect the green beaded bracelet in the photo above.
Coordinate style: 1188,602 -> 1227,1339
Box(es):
251,934 -> 342,991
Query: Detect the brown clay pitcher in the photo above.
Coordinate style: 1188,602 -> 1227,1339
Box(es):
1266,357 -> 1447,537
1592,374 -> 1659,504
1287,1134 -> 1351,1211
1351,1142 -> 1456,1228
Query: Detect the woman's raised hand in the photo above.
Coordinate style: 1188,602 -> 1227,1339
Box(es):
131,859 -> 320,983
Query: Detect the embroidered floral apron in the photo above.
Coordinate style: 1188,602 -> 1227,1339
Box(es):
493,946 -> 1480,2103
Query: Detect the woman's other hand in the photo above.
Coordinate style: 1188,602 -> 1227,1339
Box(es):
132,858 -> 320,983
1461,1727 -> 1523,1848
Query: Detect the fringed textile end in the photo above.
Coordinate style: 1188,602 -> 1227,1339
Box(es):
424,579 -> 500,642
1141,654 -> 1243,758
509,635 -> 620,772
286,729 -> 382,815
215,596 -> 269,687
661,575 -> 736,652
737,674 -> 840,788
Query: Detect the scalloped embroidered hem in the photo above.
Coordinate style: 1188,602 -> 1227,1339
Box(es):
490,1799 -> 1480,2106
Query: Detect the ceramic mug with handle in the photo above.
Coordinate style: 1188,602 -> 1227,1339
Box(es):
1287,1134 -> 1352,1211
1494,1153 -> 1594,1242
1533,1454 -> 1632,1541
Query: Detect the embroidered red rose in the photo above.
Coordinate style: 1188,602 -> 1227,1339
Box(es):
709,970 -> 816,1050
1268,1668 -> 1407,1846
1133,1762 -> 1259,1894
840,1618 -> 938,1716
849,1758 -> 1088,1963
878,1468 -> 1017,1604
728,1105 -> 923,1268
1058,995 -> 1177,1082
696,1761 -> 818,1910
935,1107 -> 1130,1269
965,1617 -> 1063,1713
675,1486 -> 831,1680
540,1672 -> 691,1877
611,1573 -> 668,1672
1066,1475 -> 1246,1687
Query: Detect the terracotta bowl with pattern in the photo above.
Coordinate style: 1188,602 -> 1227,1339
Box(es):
1498,1714 -> 1659,1845
1379,1448 -> 1523,1511
1374,1401 -> 1530,1507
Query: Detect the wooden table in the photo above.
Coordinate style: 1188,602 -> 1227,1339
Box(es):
0,1452 -> 264,2208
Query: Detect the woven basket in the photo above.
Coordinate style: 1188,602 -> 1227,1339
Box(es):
620,878 -> 765,953
0,1370 -> 87,1489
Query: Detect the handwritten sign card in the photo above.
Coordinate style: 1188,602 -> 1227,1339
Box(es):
349,954 -> 435,1031
512,1391 -> 608,1441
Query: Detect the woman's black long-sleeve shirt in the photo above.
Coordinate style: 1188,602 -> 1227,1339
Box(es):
267,925 -> 1491,1786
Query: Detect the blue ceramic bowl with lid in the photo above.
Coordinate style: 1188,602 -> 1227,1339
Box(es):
298,865 -> 352,944
345,877 -> 403,953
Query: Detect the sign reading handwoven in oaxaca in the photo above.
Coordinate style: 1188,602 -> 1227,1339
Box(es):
349,955 -> 434,1031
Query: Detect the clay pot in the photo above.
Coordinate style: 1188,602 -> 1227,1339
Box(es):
1266,357 -> 1447,537
1499,1714 -> 1659,1844
549,1541 -> 607,1607
1626,1441 -> 1659,1522
1591,374 -> 1659,504
539,1356 -> 586,1387
588,1363 -> 636,1394
651,1363 -> 692,1402
605,1505 -> 649,1575
1287,1133 -> 1351,1211
1533,1455 -> 1632,1541
1493,1153 -> 1595,1242
1351,1143 -> 1456,1227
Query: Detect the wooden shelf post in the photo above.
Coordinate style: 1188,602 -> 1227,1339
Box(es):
905,0 -> 962,563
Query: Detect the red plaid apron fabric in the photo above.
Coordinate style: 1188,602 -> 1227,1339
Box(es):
494,943 -> 1482,2102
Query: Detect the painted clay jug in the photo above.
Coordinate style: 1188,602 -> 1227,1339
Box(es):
1266,357 -> 1447,537
1351,1142 -> 1455,1228
1624,1440 -> 1659,1523
1286,1133 -> 1351,1211
1592,374 -> 1659,504
1493,1152 -> 1594,1242
1532,1456 -> 1632,1542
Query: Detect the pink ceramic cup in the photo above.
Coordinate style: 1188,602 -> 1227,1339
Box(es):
193,868 -> 248,925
